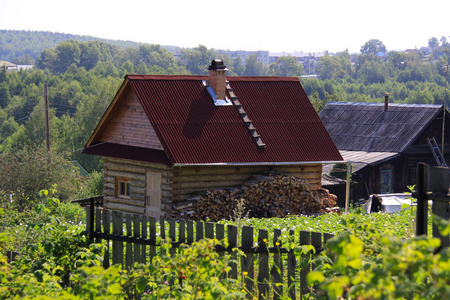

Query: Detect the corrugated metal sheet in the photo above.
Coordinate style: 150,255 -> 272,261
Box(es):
319,102 -> 443,153
126,75 -> 342,165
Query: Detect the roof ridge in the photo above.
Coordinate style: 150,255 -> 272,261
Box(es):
327,101 -> 442,108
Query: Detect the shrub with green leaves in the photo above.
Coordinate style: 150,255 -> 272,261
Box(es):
308,216 -> 450,299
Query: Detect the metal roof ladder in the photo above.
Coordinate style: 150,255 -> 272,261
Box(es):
427,137 -> 448,167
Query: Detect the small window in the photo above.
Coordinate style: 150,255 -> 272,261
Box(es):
116,177 -> 131,198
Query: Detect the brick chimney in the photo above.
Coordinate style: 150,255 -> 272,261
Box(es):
208,60 -> 227,100
384,93 -> 389,111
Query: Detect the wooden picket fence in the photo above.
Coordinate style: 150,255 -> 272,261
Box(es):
86,204 -> 335,299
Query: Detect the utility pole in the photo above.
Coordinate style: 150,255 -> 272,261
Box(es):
44,83 -> 50,159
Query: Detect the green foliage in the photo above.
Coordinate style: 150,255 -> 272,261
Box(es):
360,39 -> 387,55
0,147 -> 88,205
270,55 -> 303,77
244,54 -> 268,76
1,193 -> 448,299
180,45 -> 214,75
308,218 -> 450,299
139,239 -> 245,299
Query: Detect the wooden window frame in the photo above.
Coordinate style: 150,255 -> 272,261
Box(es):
116,177 -> 131,199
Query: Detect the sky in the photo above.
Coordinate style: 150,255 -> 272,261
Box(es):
1,0 -> 450,54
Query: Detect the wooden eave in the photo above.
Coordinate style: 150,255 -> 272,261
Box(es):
85,77 -> 131,147
403,105 -> 449,152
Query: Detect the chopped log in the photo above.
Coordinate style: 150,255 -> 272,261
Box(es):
171,172 -> 340,221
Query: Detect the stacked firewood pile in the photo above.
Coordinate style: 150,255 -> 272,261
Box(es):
171,173 -> 339,221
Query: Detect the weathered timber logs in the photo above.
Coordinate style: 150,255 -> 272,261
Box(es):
171,172 -> 340,221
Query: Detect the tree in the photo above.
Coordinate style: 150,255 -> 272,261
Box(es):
0,83 -> 10,109
276,55 -> 303,77
120,60 -> 135,76
0,146 -> 83,204
11,54 -> 35,65
302,78 -> 326,99
232,56 -> 245,76
360,39 -> 387,55
244,54 -> 266,76
139,44 -> 175,69
79,42 -> 100,70
35,48 -> 57,71
181,45 -> 213,75
0,115 -> 19,144
0,66 -> 9,108
54,40 -> 81,74
428,37 -> 439,49
317,55 -> 342,80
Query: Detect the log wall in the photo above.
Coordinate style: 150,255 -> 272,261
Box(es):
172,164 -> 322,202
104,158 -> 322,216
103,157 -> 173,216
99,87 -> 163,150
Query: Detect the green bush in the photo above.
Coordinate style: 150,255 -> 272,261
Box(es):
308,216 -> 450,299
0,147 -> 84,208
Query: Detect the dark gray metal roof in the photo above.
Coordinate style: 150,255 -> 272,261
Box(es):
319,102 -> 443,153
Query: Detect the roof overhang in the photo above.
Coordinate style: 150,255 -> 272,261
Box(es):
325,150 -> 400,173
172,160 -> 345,167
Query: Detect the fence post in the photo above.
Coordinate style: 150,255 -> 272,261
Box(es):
133,214 -> 141,263
216,223 -> 226,280
149,216 -> 156,263
241,226 -> 254,295
87,198 -> 94,240
257,229 -> 269,300
160,217 -> 166,256
141,215 -> 148,264
287,229 -> 296,299
432,198 -> 450,249
112,211 -> 123,266
125,214 -> 133,268
205,222 -> 215,239
416,163 -> 428,236
228,225 -> 238,279
103,210 -> 111,269
300,231 -> 311,296
272,229 -> 283,300
196,221 -> 204,241
323,233 -> 334,245
178,220 -> 186,245
95,208 -> 102,233
187,220 -> 194,244
168,219 -> 176,256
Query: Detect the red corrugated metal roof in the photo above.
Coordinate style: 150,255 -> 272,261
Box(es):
125,74 -> 342,165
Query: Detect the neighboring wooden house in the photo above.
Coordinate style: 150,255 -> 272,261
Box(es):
83,60 -> 342,218
319,96 -> 450,200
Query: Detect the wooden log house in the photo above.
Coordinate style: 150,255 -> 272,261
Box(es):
320,96 -> 450,200
83,60 -> 343,218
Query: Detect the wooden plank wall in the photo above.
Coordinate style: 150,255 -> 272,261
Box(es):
99,87 -> 163,150
172,164 -> 322,202
103,157 -> 173,216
